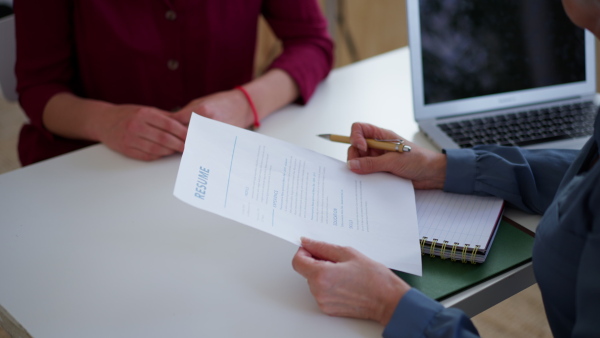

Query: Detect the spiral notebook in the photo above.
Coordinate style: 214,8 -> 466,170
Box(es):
415,190 -> 504,264
395,219 -> 534,301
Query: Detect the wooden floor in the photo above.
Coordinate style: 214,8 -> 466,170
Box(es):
0,1 -> 556,337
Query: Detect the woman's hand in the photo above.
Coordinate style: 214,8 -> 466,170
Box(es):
347,122 -> 447,189
292,237 -> 410,326
95,104 -> 187,161
42,92 -> 187,161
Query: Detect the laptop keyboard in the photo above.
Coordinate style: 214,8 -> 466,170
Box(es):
438,101 -> 597,148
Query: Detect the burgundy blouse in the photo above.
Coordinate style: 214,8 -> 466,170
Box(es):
14,0 -> 333,165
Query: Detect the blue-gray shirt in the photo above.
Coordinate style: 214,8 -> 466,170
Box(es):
384,113 -> 600,337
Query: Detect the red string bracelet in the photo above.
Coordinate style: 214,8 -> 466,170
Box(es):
235,86 -> 260,128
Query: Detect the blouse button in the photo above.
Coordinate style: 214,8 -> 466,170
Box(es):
165,10 -> 177,21
167,59 -> 179,71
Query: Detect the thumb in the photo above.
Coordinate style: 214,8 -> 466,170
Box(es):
347,152 -> 400,175
300,237 -> 352,263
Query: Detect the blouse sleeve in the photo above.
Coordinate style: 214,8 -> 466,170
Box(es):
14,0 -> 74,135
261,0 -> 334,104
443,146 -> 577,214
572,181 -> 600,336
383,288 -> 480,338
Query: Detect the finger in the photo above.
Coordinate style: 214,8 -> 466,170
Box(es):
300,237 -> 353,263
292,247 -> 320,279
124,120 -> 184,154
190,104 -> 218,121
129,136 -> 178,157
347,144 -> 386,162
171,109 -> 193,126
138,124 -> 186,153
347,152 -> 402,175
125,108 -> 188,145
349,123 -> 400,152
126,149 -> 165,162
147,113 -> 188,143
109,141 -> 168,162
347,145 -> 360,162
349,122 -> 369,152
124,110 -> 186,153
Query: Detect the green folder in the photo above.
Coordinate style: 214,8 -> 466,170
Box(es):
394,219 -> 535,300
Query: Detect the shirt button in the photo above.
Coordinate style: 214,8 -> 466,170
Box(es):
167,59 -> 179,71
165,10 -> 177,21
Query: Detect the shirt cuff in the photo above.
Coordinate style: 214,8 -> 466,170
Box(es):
443,148 -> 477,195
382,288 -> 444,338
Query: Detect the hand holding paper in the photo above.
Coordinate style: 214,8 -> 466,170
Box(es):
173,114 -> 422,275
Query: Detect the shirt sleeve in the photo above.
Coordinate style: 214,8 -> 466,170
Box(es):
14,0 -> 74,136
443,146 -> 577,214
261,0 -> 334,104
383,288 -> 479,338
573,182 -> 600,336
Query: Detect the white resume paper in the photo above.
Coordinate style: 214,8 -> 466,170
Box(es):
174,114 -> 422,275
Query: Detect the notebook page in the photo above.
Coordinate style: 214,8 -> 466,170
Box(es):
415,190 -> 504,250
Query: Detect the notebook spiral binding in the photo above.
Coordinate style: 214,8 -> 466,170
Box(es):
420,236 -> 481,264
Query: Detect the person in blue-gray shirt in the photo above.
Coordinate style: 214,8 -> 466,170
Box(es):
292,1 -> 600,336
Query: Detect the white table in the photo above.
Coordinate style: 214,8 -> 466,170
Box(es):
0,47 -> 537,337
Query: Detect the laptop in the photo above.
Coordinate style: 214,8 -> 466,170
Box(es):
407,0 -> 598,150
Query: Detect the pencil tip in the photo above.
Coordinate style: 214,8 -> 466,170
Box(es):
318,134 -> 330,139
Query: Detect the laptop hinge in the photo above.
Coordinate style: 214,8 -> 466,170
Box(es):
435,95 -> 593,121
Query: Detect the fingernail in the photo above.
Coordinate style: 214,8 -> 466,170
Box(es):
300,237 -> 313,246
347,159 -> 361,171
352,143 -> 366,153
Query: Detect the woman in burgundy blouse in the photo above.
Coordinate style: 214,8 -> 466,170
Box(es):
14,0 -> 334,165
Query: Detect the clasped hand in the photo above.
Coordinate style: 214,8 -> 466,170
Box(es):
96,89 -> 254,161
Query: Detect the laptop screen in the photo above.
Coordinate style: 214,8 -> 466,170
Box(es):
408,0 -> 596,120
420,1 -> 585,105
